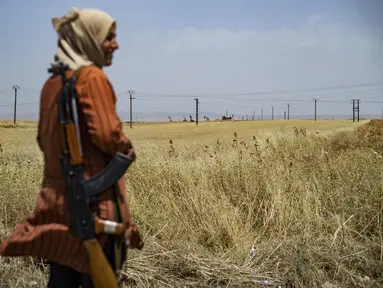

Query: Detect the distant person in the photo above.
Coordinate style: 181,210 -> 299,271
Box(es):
0,7 -> 143,287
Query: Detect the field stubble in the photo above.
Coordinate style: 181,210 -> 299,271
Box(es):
0,119 -> 382,288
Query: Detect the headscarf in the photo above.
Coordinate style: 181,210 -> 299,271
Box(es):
50,7 -> 116,70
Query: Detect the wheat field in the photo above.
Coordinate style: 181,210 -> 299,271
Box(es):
0,119 -> 382,288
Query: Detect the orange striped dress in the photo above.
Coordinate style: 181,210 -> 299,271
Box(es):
0,65 -> 135,273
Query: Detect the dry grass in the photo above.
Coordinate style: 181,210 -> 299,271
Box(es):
0,119 -> 383,287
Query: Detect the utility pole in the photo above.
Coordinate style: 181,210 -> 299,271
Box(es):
313,98 -> 318,121
287,103 -> 290,120
128,90 -> 135,128
261,109 -> 263,120
194,98 -> 199,126
271,106 -> 274,120
357,99 -> 360,122
352,100 -> 355,122
352,99 -> 360,122
12,85 -> 20,125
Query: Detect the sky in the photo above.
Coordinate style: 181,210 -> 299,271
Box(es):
0,0 -> 382,121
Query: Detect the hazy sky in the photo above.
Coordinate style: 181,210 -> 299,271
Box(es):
0,0 -> 382,121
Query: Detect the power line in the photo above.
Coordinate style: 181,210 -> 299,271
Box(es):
1,84 -> 383,107
134,93 -> 383,106
0,101 -> 38,107
133,88 -> 383,104
132,81 -> 383,98
1,83 -> 382,122
175,88 -> 383,103
1,97 -> 382,108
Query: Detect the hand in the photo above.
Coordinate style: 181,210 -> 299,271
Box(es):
127,148 -> 136,161
126,138 -> 136,161
125,224 -> 143,250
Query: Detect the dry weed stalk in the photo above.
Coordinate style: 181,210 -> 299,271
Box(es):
0,119 -> 382,287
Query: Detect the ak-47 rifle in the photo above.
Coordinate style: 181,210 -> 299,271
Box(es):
48,63 -> 143,288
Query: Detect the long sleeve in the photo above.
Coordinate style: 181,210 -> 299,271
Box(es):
75,66 -> 132,156
36,87 -> 47,152
36,119 -> 43,152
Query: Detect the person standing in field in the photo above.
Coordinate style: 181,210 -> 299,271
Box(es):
0,7 -> 143,287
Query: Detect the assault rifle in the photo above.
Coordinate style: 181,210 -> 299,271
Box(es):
48,63 -> 142,288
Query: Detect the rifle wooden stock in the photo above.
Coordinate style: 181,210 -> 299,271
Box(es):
84,239 -> 119,288
65,123 -> 82,165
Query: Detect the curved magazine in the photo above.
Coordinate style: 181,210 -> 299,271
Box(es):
82,152 -> 133,197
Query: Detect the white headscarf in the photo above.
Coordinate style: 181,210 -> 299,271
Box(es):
50,7 -> 116,70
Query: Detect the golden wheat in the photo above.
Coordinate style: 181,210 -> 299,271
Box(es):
0,119 -> 382,288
